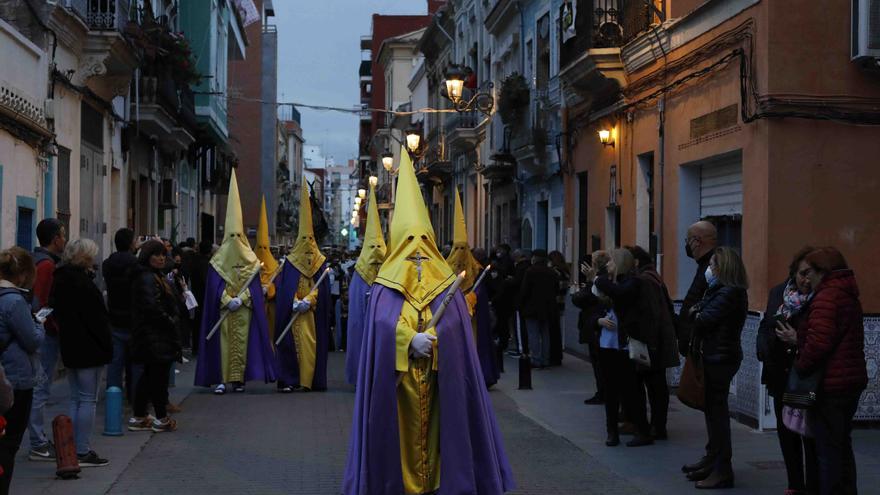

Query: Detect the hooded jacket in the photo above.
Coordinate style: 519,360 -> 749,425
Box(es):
130,264 -> 182,363
0,287 -> 44,389
795,270 -> 868,394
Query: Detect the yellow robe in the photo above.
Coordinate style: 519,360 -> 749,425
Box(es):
395,302 -> 441,495
292,276 -> 319,389
219,287 -> 252,383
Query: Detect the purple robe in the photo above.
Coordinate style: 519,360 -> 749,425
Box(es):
343,285 -> 515,495
344,272 -> 370,386
194,267 -> 278,386
274,262 -> 332,390
475,284 -> 500,387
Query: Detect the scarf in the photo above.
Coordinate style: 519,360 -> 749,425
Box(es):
776,279 -> 811,319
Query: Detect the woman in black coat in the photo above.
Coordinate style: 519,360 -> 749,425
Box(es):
757,247 -> 818,494
128,240 -> 181,433
683,247 -> 749,489
51,239 -> 111,467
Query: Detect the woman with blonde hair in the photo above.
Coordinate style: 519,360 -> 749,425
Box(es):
0,247 -> 43,492
683,246 -> 748,489
50,239 -> 111,467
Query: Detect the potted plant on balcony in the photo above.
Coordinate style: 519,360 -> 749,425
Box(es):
163,33 -> 201,85
498,73 -> 530,126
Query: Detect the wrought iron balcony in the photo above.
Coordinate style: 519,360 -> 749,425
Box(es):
82,0 -> 131,32
559,0 -> 658,71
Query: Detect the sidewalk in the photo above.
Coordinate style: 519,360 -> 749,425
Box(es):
496,352 -> 880,494
11,363 -> 198,495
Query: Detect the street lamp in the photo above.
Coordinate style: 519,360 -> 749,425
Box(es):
381,150 -> 394,171
441,64 -> 494,115
598,129 -> 615,148
369,175 -> 378,187
405,128 -> 421,155
444,65 -> 466,106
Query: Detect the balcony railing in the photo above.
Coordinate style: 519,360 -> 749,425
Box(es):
444,111 -> 479,134
137,72 -> 196,128
83,0 -> 131,32
560,0 -> 658,70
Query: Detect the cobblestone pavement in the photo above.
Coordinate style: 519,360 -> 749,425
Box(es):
104,352 -> 638,494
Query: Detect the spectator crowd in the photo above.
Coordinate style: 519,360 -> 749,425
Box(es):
0,216 -> 867,495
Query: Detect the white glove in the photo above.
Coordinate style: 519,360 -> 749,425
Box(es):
262,286 -> 269,297
409,333 -> 437,358
227,297 -> 243,312
299,299 -> 311,312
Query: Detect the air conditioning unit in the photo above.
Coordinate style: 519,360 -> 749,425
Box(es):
852,0 -> 880,60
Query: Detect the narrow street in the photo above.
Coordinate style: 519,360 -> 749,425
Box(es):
14,351 -> 880,495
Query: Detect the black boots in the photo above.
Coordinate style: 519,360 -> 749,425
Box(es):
605,432 -> 620,446
695,470 -> 734,489
681,456 -> 712,473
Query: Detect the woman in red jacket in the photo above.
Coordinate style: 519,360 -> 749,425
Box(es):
793,247 -> 867,495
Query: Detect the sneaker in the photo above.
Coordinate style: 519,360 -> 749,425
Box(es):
127,416 -> 156,432
232,382 -> 245,393
77,450 -> 109,467
166,403 -> 183,414
151,417 -> 177,433
214,384 -> 226,395
28,442 -> 56,462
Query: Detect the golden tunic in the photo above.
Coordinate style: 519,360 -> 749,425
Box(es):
395,302 -> 440,495
219,287 -> 252,383
292,275 -> 319,389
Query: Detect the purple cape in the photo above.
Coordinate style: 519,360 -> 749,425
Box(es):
343,285 -> 515,495
475,284 -> 500,387
344,272 -> 370,386
274,262 -> 332,390
194,267 -> 278,386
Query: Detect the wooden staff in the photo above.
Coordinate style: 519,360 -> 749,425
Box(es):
206,264 -> 264,341
275,267 -> 331,346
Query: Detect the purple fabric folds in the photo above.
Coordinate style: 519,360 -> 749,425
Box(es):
344,272 -> 369,386
194,267 -> 278,387
274,262 -> 332,390
343,285 -> 515,494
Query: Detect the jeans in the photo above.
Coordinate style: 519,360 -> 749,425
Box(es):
107,328 -> 133,402
134,361 -> 172,420
810,391 -> 862,495
28,333 -> 59,449
0,389 -> 33,494
525,319 -> 550,367
67,367 -> 103,456
702,362 -> 740,473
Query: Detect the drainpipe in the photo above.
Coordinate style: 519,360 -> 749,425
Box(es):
657,97 -> 665,274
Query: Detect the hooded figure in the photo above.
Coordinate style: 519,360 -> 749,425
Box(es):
446,189 -> 499,387
343,152 -> 514,495
255,197 -> 280,341
274,181 -> 331,392
195,171 -> 277,393
344,183 -> 387,386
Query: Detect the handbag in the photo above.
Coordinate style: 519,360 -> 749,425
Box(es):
781,405 -> 813,437
677,356 -> 705,411
782,365 -> 824,409
628,337 -> 651,367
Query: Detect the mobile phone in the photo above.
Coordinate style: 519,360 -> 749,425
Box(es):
773,314 -> 787,325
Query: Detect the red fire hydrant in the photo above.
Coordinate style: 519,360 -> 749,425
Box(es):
52,415 -> 80,479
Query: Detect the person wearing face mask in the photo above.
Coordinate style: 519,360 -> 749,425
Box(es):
756,247 -> 818,494
678,221 -> 719,356
682,247 -> 748,489
274,181 -> 332,392
50,239 -> 112,467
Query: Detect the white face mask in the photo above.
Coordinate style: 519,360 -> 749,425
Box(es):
705,266 -> 717,286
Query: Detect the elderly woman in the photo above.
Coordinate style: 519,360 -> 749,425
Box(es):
683,247 -> 749,489
757,247 -> 818,494
50,239 -> 111,467
783,247 -> 867,495
0,247 -> 44,492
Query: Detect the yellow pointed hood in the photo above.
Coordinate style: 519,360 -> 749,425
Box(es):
375,151 -> 455,311
210,170 -> 261,294
255,196 -> 279,285
354,183 -> 387,285
286,181 -> 326,277
446,189 -> 482,292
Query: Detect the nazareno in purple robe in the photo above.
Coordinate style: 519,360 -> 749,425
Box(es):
343,284 -> 515,495
344,272 -> 370,386
274,261 -> 332,390
194,266 -> 278,387
475,284 -> 500,387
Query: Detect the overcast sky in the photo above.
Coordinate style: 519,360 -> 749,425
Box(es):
274,1 -> 428,164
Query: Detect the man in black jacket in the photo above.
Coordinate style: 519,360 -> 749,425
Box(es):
187,240 -> 213,356
517,250 -> 559,368
507,248 -> 532,357
678,221 -> 718,355
102,228 -> 138,402
489,244 -> 514,352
